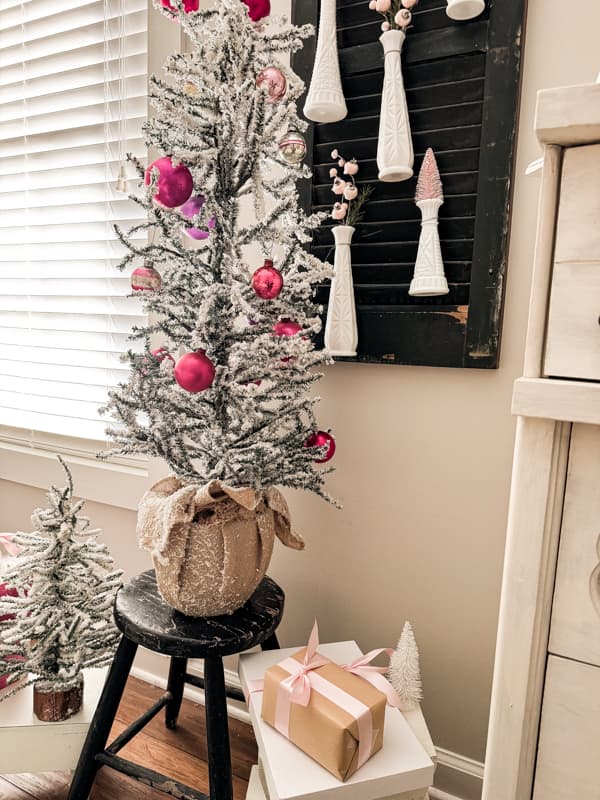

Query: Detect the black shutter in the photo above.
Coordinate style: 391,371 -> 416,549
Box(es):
292,0 -> 526,368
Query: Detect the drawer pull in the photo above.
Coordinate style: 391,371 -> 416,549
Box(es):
591,533 -> 600,620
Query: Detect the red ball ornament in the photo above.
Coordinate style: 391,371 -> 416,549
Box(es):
252,260 -> 284,300
131,265 -> 161,291
161,0 -> 199,13
145,156 -> 194,208
242,0 -> 270,20
304,430 -> 336,463
273,319 -> 301,337
256,67 -> 287,103
174,350 -> 216,393
151,347 -> 175,365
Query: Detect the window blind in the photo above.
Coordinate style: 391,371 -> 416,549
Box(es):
0,0 -> 147,440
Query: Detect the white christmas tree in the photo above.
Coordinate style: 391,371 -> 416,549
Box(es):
389,621 -> 423,710
103,0 -> 335,501
0,459 -> 123,698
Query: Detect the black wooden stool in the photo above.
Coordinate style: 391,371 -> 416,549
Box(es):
68,570 -> 284,800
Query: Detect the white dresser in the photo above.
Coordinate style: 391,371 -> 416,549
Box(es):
482,82 -> 600,800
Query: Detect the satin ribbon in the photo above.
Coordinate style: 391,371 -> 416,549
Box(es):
342,649 -> 402,708
279,621 -> 329,706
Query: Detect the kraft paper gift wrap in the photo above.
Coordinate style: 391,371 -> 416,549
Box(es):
261,625 -> 388,781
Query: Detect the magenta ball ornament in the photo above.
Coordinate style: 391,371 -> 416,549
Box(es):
304,430 -> 336,463
131,265 -> 161,291
242,0 -> 270,21
180,195 -> 215,240
161,0 -> 199,13
150,347 -> 175,365
145,156 -> 194,208
252,260 -> 283,300
273,319 -> 302,337
174,350 -> 216,393
256,67 -> 287,103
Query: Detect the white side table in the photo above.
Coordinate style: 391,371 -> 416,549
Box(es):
0,668 -> 107,774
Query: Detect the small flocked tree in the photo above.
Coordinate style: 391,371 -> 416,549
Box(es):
0,459 -> 122,701
389,621 -> 423,710
103,0 -> 335,501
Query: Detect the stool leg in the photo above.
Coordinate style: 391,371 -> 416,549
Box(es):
68,636 -> 138,800
203,655 -> 233,800
261,632 -> 280,650
165,656 -> 187,729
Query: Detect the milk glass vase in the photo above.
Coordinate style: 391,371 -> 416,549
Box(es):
377,29 -> 414,182
324,225 -> 358,357
304,0 -> 347,123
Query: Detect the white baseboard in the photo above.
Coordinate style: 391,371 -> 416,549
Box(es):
130,667 -> 483,800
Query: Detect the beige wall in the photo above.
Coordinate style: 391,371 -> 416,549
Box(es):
2,0 -> 600,794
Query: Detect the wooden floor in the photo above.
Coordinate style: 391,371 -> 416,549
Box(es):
0,677 -> 258,800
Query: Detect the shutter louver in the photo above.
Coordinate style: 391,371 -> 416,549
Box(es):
0,0 -> 147,440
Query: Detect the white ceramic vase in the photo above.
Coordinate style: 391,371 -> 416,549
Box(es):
324,225 -> 358,357
377,29 -> 413,182
409,198 -> 449,296
304,0 -> 347,123
446,0 -> 485,20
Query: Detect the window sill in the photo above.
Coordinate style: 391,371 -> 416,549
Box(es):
0,427 -> 161,511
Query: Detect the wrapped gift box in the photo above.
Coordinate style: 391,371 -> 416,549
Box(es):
239,641 -> 434,800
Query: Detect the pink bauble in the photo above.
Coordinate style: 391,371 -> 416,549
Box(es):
242,0 -> 270,20
145,156 -> 194,208
161,0 -> 199,11
252,260 -> 284,300
174,350 -> 216,393
304,430 -> 336,463
273,320 -> 302,337
151,347 -> 175,365
131,265 -> 161,291
180,195 -> 215,239
256,67 -> 287,103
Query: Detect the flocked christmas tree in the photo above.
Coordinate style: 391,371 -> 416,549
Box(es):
103,0 -> 335,501
389,621 -> 423,710
0,459 -> 122,714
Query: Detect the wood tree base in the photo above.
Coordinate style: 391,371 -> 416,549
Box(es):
33,680 -> 83,722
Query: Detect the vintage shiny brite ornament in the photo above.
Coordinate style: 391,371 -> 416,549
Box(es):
273,320 -> 302,337
131,265 -> 162,292
252,260 -> 283,300
256,67 -> 287,103
278,130 -> 307,165
174,350 -> 216,393
242,0 -> 270,21
180,195 -> 215,240
145,156 -> 194,208
304,430 -> 336,463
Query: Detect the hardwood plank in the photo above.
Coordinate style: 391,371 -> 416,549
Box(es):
3,772 -> 70,800
0,776 -> 35,800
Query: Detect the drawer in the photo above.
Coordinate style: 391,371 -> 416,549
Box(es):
544,144 -> 600,381
549,424 -> 600,667
533,655 -> 600,800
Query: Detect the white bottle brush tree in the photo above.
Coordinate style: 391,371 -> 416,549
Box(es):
389,621 -> 423,710
0,458 -> 123,698
104,0 -> 336,500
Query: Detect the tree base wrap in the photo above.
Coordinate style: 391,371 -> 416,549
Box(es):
137,477 -> 303,617
33,676 -> 83,721
261,646 -> 387,781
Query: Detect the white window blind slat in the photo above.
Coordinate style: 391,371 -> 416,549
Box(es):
0,0 -> 147,439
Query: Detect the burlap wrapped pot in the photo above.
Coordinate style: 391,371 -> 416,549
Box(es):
137,477 -> 303,617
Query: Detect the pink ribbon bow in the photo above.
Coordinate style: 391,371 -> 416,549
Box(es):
280,621 -> 329,706
342,648 -> 402,708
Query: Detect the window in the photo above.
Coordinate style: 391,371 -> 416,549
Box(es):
0,0 -> 147,441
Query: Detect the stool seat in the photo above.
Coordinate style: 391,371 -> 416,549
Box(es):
115,570 -> 284,658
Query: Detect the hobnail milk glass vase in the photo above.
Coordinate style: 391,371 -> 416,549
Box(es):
304,0 -> 347,123
377,29 -> 413,182
324,225 -> 358,357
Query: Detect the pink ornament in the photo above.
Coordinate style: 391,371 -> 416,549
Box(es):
381,20 -> 390,30
331,202 -> 348,220
343,184 -> 358,201
242,0 -> 270,21
395,8 -> 412,25
344,159 -> 359,176
304,430 -> 336,463
402,0 -> 418,7
332,177 -> 347,195
375,0 -> 391,11
131,265 -> 161,292
252,260 -> 284,300
273,320 -> 302,337
161,0 -> 199,13
151,347 -> 175,365
256,67 -> 287,103
180,195 -> 215,240
174,350 -> 216,393
145,156 -> 193,208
